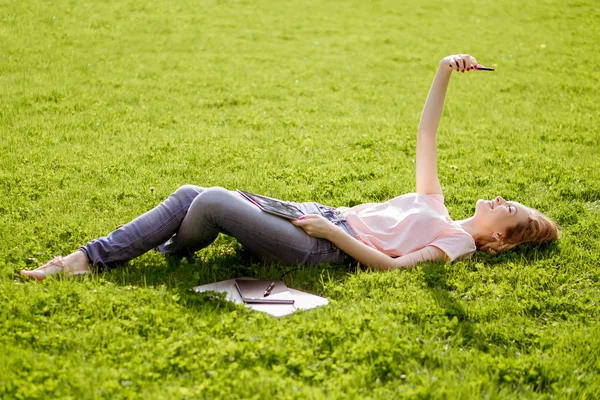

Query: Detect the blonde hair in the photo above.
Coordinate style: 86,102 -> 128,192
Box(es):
477,209 -> 559,254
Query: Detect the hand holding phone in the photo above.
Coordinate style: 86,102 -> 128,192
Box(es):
447,63 -> 494,71
441,54 -> 495,72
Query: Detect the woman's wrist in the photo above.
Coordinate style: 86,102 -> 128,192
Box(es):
437,60 -> 453,75
326,225 -> 343,242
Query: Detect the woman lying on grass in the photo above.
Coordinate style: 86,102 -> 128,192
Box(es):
21,54 -> 558,280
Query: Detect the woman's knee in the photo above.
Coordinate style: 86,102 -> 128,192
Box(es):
188,187 -> 234,215
172,184 -> 204,202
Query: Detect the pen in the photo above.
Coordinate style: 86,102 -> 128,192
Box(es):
263,281 -> 276,297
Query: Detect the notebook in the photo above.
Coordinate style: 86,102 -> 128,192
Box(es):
234,279 -> 295,305
236,189 -> 304,220
194,278 -> 329,317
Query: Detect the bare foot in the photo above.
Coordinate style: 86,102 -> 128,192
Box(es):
20,250 -> 91,280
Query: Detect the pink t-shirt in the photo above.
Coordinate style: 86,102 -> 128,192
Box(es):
342,193 -> 476,261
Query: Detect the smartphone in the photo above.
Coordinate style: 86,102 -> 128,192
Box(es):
448,64 -> 495,71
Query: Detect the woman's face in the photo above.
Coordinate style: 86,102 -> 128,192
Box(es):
474,196 -> 531,237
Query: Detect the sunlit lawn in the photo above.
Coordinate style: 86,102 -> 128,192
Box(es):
1,0 -> 598,398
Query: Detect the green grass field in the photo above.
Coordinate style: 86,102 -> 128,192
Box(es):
1,0 -> 599,398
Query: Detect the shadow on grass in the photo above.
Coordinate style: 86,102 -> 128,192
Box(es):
421,242 -> 560,350
89,239 -> 560,320
100,244 -> 355,314
421,263 -> 479,347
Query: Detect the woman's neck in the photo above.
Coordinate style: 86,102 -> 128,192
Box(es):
455,217 -> 486,242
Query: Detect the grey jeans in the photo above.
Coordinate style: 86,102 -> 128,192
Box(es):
80,185 -> 357,271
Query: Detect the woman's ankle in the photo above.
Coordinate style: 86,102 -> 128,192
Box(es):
63,251 -> 91,272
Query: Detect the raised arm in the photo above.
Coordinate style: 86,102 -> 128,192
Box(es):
416,54 -> 477,195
